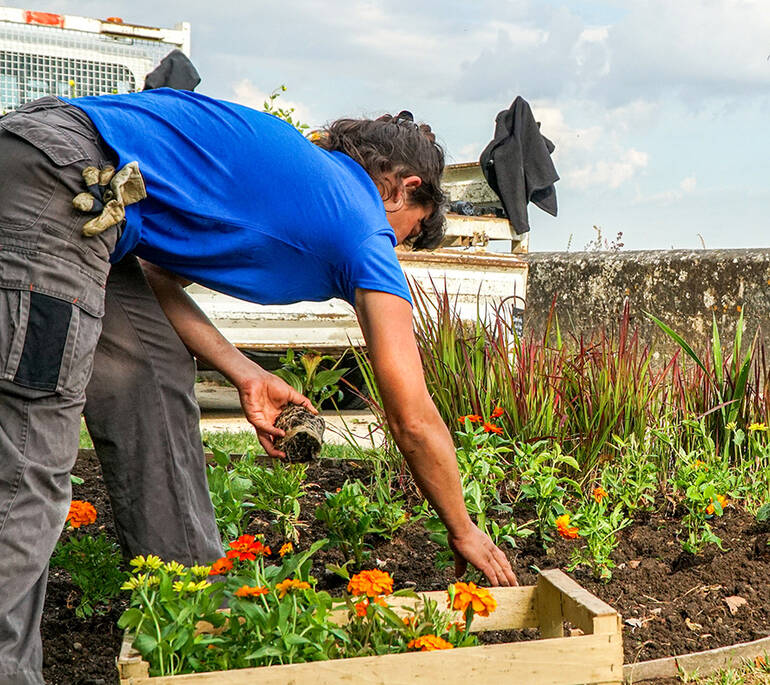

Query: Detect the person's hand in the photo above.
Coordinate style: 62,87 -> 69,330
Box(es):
448,523 -> 518,587
235,366 -> 317,457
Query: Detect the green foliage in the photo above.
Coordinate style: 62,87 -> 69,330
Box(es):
206,447 -> 256,539
315,480 -> 386,566
237,459 -> 307,543
272,349 -> 348,407
569,501 -> 632,581
119,546 -> 478,675
261,85 -> 309,132
51,533 -> 128,617
515,442 -> 580,542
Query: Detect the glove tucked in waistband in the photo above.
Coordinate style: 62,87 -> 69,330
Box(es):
72,162 -> 147,237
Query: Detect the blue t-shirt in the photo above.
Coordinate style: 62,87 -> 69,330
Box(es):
62,89 -> 411,306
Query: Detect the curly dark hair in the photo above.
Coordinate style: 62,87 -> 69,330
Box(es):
313,111 -> 447,250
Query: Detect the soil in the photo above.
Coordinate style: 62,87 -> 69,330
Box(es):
44,452 -> 770,684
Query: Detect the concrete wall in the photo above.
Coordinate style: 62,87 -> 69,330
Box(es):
523,249 -> 770,350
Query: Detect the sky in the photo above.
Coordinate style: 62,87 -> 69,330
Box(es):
14,0 -> 770,252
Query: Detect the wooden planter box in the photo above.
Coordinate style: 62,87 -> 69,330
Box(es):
118,569 -> 623,685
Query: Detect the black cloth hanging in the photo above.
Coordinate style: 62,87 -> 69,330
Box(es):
479,96 -> 559,235
143,49 -> 201,91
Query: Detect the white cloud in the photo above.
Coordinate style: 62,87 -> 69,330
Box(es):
230,79 -> 315,128
633,175 -> 699,206
569,148 -> 648,190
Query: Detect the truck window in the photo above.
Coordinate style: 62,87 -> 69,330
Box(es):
0,50 -> 137,112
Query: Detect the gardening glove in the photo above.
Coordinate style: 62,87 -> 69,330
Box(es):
72,162 -> 147,237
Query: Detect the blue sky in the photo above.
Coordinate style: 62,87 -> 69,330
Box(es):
24,0 -> 770,251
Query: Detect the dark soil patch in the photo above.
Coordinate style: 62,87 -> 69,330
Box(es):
43,451 -> 770,683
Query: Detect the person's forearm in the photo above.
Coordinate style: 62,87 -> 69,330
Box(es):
140,261 -> 261,385
387,400 -> 473,537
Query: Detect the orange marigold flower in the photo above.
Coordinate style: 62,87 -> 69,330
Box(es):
279,542 -> 294,557
592,486 -> 609,504
226,534 -> 267,561
449,581 -> 497,617
706,494 -> 728,516
402,615 -> 415,627
457,414 -> 483,424
483,422 -> 503,435
555,514 -> 579,539
347,569 -> 394,598
355,601 -> 368,617
234,584 -> 268,598
208,557 -> 234,576
408,635 -> 454,652
66,500 -> 97,528
491,406 -> 504,418
276,578 -> 311,599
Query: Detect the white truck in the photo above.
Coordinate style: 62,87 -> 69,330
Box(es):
0,8 -> 529,366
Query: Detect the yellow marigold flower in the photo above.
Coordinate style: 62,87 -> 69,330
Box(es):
276,578 -> 311,599
448,582 -> 497,617
121,576 -> 142,591
173,580 -> 210,593
190,564 -> 210,578
725,421 -> 737,431
749,422 -> 767,432
592,486 -> 609,503
164,561 -> 186,575
143,555 -> 163,571
408,635 -> 454,651
234,585 -> 269,598
347,569 -> 393,598
130,555 -> 148,570
146,575 -> 160,588
279,542 -> 294,557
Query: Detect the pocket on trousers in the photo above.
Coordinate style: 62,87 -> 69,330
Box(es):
9,291 -> 101,397
0,288 -> 25,378
0,113 -> 87,231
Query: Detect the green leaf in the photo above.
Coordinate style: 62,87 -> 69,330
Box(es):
133,632 -> 158,656
244,645 -> 284,660
70,475 -> 84,485
645,312 -> 709,375
757,503 -> 770,522
117,608 -> 143,630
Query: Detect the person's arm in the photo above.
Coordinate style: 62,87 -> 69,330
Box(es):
139,259 -> 316,457
355,288 -> 517,586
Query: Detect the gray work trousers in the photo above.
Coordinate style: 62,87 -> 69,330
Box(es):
0,98 -> 222,685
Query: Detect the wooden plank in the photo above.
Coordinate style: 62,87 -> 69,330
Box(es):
623,635 -> 770,683
328,586 -> 538,633
538,570 -> 619,636
121,632 -> 623,685
118,631 -> 149,681
536,573 -> 564,638
121,587 -> 540,670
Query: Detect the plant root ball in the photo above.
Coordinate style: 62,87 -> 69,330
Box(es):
274,405 -> 325,462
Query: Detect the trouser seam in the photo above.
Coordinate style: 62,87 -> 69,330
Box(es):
110,292 -> 197,559
0,397 -> 30,539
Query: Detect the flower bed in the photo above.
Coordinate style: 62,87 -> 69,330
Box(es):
117,568 -> 623,685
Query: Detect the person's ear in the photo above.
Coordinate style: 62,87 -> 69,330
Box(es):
402,175 -> 422,192
398,175 -> 422,203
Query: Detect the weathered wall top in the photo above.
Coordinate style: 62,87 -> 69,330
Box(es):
523,249 -> 770,351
